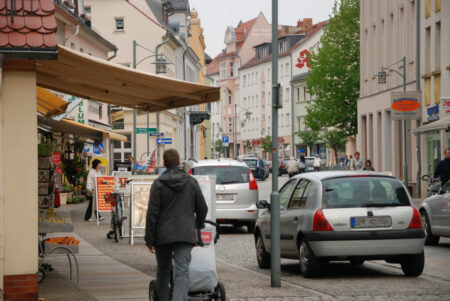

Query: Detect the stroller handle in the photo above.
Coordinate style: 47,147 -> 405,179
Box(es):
196,220 -> 220,246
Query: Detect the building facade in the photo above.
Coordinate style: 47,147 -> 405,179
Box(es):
358,0 -> 419,193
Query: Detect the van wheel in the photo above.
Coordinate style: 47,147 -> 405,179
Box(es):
401,251 -> 424,277
299,240 -> 322,278
256,234 -> 270,269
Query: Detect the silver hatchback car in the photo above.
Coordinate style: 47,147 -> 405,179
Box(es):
187,159 -> 259,233
255,171 -> 425,278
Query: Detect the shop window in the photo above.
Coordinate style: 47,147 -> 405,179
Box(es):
434,74 -> 440,104
124,134 -> 132,148
115,18 -> 124,31
113,140 -> 121,148
425,0 -> 431,18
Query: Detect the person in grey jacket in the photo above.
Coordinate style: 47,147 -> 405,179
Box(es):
145,149 -> 208,301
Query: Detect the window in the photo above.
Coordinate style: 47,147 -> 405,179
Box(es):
425,78 -> 431,106
228,90 -> 232,105
286,113 -> 290,127
285,63 -> 289,77
425,0 -> 431,18
280,64 -> 284,77
261,81 -> 265,96
115,18 -> 124,31
279,180 -> 297,209
436,0 -> 441,12
425,26 -> 431,73
113,133 -> 132,163
289,180 -> 311,209
243,75 -> 247,87
268,68 -> 271,82
434,74 -> 440,104
220,63 -> 226,78
84,6 -> 91,17
191,166 -> 249,184
435,22 -> 441,70
230,62 -> 234,77
285,87 -> 289,102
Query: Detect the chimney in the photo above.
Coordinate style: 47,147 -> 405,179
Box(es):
297,20 -> 303,28
303,18 -> 313,32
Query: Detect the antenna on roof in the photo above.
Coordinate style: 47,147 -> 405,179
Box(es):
238,20 -> 243,27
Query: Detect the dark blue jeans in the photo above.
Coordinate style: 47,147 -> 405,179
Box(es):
155,242 -> 193,301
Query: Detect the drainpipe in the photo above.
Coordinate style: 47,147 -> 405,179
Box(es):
183,48 -> 188,160
0,53 -> 5,292
64,25 -> 80,47
155,37 -> 169,166
107,49 -> 117,61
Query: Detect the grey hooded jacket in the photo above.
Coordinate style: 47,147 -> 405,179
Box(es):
145,168 -> 208,247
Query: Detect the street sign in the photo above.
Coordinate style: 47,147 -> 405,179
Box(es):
156,138 -> 172,145
136,128 -> 157,134
222,136 -> 229,143
149,132 -> 164,137
390,91 -> 421,120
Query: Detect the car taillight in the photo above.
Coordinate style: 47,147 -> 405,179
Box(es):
408,207 -> 423,229
249,169 -> 258,190
188,169 -> 193,175
313,209 -> 333,231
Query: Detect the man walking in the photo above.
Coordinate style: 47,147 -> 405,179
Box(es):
145,149 -> 208,301
434,148 -> 450,186
257,155 -> 265,181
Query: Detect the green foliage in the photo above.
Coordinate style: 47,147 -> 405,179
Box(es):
321,129 -> 347,163
215,139 -> 224,154
297,130 -> 320,153
305,0 -> 360,137
261,136 -> 272,155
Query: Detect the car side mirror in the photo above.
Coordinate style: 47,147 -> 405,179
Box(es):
256,200 -> 270,210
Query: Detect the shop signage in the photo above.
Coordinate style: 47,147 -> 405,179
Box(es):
136,128 -> 157,134
90,158 -> 108,175
296,49 -> 311,69
93,143 -> 105,155
56,166 -> 62,175
442,97 -> 450,116
51,152 -> 62,166
149,132 -> 164,137
96,176 -> 115,212
390,91 -> 421,120
427,103 -> 439,121
297,148 -> 305,153
113,161 -> 131,171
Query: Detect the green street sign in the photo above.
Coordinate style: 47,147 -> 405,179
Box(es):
136,128 -> 157,134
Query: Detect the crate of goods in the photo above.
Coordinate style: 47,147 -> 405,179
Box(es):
38,169 -> 50,183
38,157 -> 51,169
44,236 -> 79,255
39,183 -> 50,196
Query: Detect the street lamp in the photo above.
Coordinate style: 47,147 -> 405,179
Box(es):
377,56 -> 408,188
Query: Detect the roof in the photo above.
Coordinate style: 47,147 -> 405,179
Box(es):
206,53 -> 221,75
293,171 -> 396,181
235,17 -> 256,48
26,45 -> 220,113
239,20 -> 328,71
36,87 -> 68,118
0,0 -> 57,57
291,72 -> 309,82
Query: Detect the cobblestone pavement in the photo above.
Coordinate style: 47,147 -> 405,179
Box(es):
61,174 -> 449,300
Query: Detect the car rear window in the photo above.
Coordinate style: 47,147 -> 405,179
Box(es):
242,159 -> 257,168
322,176 -> 410,208
305,158 -> 314,167
191,166 -> 249,185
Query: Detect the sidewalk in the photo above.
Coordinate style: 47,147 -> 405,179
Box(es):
39,207 -> 152,301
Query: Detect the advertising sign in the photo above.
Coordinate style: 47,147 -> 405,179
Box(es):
114,161 -> 132,171
51,152 -> 62,166
391,91 -> 421,120
131,182 -> 152,228
96,176 -> 115,212
89,158 -> 108,175
442,97 -> 450,116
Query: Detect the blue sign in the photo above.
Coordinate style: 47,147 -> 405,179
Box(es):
157,138 -> 172,145
222,136 -> 229,143
297,148 -> 305,153
427,104 -> 439,122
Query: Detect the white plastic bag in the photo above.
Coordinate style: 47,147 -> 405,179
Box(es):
188,244 -> 218,292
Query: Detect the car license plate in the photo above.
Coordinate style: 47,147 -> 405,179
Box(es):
350,216 -> 392,228
216,194 -> 234,201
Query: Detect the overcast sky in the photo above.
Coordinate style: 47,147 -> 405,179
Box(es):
189,0 -> 336,57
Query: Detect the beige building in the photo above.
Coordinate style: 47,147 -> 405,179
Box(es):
358,0 -> 419,193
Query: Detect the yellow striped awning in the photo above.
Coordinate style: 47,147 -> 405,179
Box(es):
36,87 -> 69,118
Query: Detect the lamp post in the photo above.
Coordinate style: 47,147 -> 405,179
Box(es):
377,56 -> 408,188
132,40 -> 170,173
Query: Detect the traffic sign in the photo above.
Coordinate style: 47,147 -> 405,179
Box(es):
222,136 -> 229,143
156,138 -> 172,145
149,132 -> 164,137
136,128 -> 157,134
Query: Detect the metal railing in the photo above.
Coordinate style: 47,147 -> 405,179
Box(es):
0,0 -> 37,22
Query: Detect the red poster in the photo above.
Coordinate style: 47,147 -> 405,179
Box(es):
96,176 -> 115,212
52,152 -> 62,166
56,166 -> 62,175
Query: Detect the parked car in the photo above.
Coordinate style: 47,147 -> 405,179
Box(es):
254,171 -> 425,278
186,159 -> 259,233
278,159 -> 289,175
419,180 -> 450,245
303,156 -> 315,172
240,157 -> 269,180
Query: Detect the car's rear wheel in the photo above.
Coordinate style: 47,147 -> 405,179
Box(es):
400,251 -> 424,277
299,240 -> 322,278
349,258 -> 365,266
420,211 -> 440,246
256,234 -> 270,269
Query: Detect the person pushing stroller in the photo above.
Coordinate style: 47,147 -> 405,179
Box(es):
145,149 -> 208,301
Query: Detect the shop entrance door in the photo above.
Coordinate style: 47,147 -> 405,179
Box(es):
427,132 -> 441,177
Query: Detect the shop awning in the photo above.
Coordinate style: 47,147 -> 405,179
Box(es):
36,46 -> 220,113
36,87 -> 69,118
37,116 -> 127,142
411,116 -> 450,134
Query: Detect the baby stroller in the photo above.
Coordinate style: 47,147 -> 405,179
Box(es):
149,220 -> 226,301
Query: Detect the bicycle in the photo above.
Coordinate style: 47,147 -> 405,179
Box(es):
102,179 -> 132,242
421,175 -> 441,197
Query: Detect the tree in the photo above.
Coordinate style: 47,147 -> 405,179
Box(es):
305,0 -> 360,138
261,136 -> 272,159
321,129 -> 347,165
215,139 -> 224,154
297,130 -> 320,155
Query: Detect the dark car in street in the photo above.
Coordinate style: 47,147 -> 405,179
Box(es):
279,159 -> 289,175
241,158 -> 269,180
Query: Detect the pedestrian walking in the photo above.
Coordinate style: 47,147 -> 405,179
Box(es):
287,157 -> 299,178
257,155 -> 265,180
434,148 -> 450,185
352,152 -> 364,170
347,155 -> 353,170
145,149 -> 208,301
362,159 -> 375,171
313,154 -> 321,171
84,159 -> 104,222
299,155 -> 306,173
